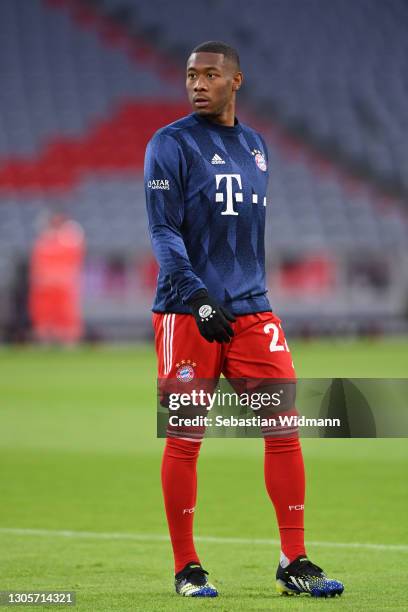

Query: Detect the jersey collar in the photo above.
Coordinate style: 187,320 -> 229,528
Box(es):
191,112 -> 242,134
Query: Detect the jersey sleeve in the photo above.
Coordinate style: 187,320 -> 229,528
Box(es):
144,133 -> 207,303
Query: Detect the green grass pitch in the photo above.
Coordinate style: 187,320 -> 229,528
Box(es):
0,340 -> 407,610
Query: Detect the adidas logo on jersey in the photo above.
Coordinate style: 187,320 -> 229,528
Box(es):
211,153 -> 226,165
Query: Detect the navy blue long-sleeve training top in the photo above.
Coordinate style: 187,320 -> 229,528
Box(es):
144,112 -> 272,315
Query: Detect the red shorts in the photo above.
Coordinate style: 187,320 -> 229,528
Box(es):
153,312 -> 297,440
153,311 -> 295,380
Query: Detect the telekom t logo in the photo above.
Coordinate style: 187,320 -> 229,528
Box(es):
215,173 -> 266,215
215,173 -> 242,215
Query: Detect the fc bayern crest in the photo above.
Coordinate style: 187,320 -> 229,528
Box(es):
252,149 -> 267,172
176,360 -> 196,383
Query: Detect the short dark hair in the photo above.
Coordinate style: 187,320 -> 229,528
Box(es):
190,41 -> 240,70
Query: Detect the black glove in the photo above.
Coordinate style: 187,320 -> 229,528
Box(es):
188,290 -> 236,343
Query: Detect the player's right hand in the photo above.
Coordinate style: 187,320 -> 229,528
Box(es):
188,290 -> 236,343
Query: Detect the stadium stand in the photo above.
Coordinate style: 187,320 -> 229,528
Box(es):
95,0 -> 408,199
0,0 -> 407,339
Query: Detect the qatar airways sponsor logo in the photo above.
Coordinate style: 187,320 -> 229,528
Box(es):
148,179 -> 170,190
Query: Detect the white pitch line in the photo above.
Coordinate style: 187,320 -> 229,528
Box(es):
0,527 -> 407,552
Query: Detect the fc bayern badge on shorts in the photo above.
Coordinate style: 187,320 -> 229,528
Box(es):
176,360 -> 197,383
251,149 -> 267,172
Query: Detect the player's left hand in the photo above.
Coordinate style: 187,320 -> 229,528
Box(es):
188,290 -> 236,343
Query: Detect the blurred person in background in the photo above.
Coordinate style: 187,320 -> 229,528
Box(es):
29,213 -> 85,346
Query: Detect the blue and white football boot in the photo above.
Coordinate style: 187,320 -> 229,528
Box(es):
175,562 -> 218,597
276,555 -> 344,597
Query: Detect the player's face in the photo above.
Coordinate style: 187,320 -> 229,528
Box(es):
186,52 -> 242,117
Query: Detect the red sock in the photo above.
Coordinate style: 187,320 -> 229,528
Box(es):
264,436 -> 306,563
161,437 -> 202,573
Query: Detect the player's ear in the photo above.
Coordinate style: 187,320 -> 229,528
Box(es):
232,71 -> 243,92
